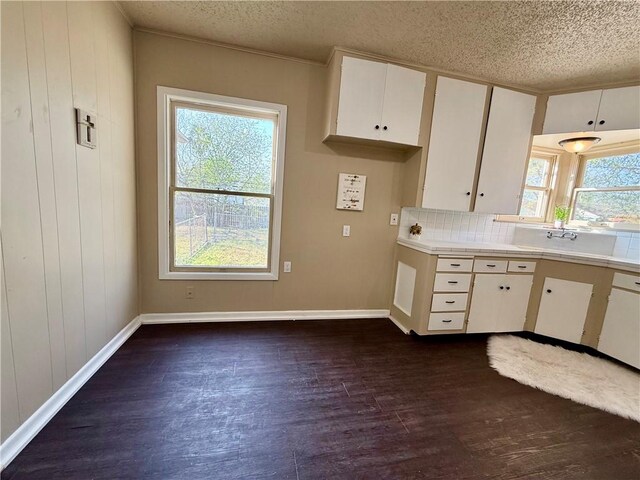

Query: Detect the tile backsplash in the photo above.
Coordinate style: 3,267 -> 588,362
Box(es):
399,208 -> 517,244
399,207 -> 640,261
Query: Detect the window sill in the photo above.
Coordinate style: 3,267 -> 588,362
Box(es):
159,270 -> 279,281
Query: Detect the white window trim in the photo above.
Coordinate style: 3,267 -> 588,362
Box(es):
157,86 -> 287,280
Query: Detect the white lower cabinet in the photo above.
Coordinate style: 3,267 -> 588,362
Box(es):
467,274 -> 533,333
598,288 -> 640,369
535,278 -> 593,343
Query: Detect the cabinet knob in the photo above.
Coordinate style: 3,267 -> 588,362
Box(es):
599,120 -> 605,125
479,193 -> 485,197
466,192 -> 471,196
499,286 -> 504,290
383,126 -> 388,131
375,125 -> 380,130
546,289 -> 552,293
587,120 -> 594,125
506,286 -> 511,291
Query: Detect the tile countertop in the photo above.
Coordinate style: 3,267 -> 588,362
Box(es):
397,237 -> 640,273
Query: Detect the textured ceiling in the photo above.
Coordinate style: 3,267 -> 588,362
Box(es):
120,1 -> 640,92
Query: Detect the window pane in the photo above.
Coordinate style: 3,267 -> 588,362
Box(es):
525,157 -> 550,187
573,190 -> 640,225
519,189 -> 546,218
174,191 -> 270,268
175,105 -> 274,194
582,153 -> 640,188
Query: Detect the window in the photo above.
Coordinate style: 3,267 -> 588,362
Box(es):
158,87 -> 287,280
571,149 -> 640,228
517,154 -> 556,221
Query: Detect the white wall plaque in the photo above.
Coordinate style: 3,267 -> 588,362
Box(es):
336,173 -> 366,211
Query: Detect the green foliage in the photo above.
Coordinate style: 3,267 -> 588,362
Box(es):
175,107 -> 274,199
554,205 -> 569,222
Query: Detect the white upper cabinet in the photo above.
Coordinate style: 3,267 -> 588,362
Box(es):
475,87 -> 536,214
335,56 -> 426,146
380,64 -> 427,146
422,77 -> 488,211
594,86 -> 640,132
542,85 -> 640,134
542,90 -> 602,134
336,57 -> 387,141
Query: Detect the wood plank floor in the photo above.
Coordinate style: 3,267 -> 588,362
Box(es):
3,319 -> 639,479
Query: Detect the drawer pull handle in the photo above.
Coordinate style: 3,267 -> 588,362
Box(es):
517,265 -> 527,269
442,319 -> 452,323
447,281 -> 458,284
445,300 -> 455,304
487,264 -> 496,268
635,282 -> 640,285
450,263 -> 461,267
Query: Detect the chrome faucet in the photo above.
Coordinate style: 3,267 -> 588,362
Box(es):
546,229 -> 578,241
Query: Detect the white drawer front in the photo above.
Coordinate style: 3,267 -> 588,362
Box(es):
428,312 -> 465,331
473,259 -> 508,273
612,272 -> 640,293
431,293 -> 468,312
436,258 -> 473,272
434,273 -> 472,292
507,261 -> 537,273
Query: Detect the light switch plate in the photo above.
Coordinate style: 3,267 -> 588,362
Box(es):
283,261 -> 292,273
342,225 -> 351,237
390,213 -> 399,225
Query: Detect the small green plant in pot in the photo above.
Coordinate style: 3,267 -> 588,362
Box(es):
554,205 -> 570,228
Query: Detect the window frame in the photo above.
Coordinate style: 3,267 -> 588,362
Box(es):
497,149 -> 558,223
568,143 -> 640,231
157,86 -> 287,280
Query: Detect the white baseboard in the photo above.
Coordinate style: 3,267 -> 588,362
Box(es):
389,315 -> 410,334
140,309 -> 390,324
0,316 -> 142,470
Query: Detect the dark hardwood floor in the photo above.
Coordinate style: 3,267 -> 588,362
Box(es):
3,319 -> 639,479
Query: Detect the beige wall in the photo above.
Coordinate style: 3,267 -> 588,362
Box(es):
135,31 -> 405,313
1,1 -> 137,441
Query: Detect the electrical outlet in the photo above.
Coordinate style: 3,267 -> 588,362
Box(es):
283,261 -> 292,273
342,225 -> 351,237
390,213 -> 399,225
185,286 -> 194,300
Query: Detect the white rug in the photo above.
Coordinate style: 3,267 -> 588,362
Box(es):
487,335 -> 640,422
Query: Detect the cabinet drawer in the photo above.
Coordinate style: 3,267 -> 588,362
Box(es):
436,258 -> 473,272
431,293 -> 468,312
434,274 -> 472,292
507,261 -> 536,273
428,312 -> 465,331
612,272 -> 640,293
473,259 -> 508,273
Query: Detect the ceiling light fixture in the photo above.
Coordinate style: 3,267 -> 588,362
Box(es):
558,136 -> 601,153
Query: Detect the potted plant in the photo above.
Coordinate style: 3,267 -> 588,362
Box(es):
554,205 -> 570,229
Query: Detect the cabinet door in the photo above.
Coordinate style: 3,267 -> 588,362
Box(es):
595,86 -> 640,132
379,64 -> 426,146
535,278 -> 592,343
336,56 -> 387,140
467,274 -> 503,333
422,77 -> 487,211
598,288 -> 640,369
497,275 -> 533,332
542,90 -> 602,134
474,88 -> 536,214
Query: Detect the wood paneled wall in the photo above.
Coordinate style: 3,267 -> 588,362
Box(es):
1,1 -> 138,442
